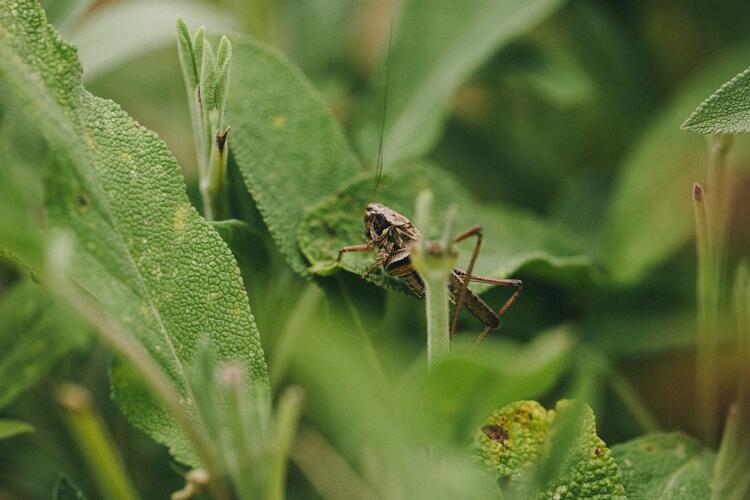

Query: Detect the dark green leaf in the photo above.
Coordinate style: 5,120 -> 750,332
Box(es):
354,0 -> 566,166
227,36 -> 361,275
612,432 -> 715,500
0,281 -> 89,409
0,0 -> 269,465
683,65 -> 750,134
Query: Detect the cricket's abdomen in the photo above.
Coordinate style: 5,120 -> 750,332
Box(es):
448,271 -> 500,329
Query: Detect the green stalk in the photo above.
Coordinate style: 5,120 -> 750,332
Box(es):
266,387 -> 304,500
57,384 -> 140,500
411,191 -> 457,366
710,262 -> 750,500
693,182 -> 718,444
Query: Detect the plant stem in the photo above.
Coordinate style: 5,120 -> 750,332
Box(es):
57,384 -> 140,500
693,182 -> 718,444
423,270 -> 452,365
266,387 -> 304,500
411,191 -> 457,367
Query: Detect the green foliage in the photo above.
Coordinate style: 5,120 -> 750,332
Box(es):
604,43 -> 750,284
67,0 -> 237,81
611,432 -> 715,499
52,476 -> 87,500
300,163 -> 592,287
474,400 -> 625,499
0,419 -> 33,440
354,0 -> 566,166
415,327 -> 574,442
0,0 -> 268,465
683,65 -> 750,134
0,281 -> 89,409
226,36 -> 360,274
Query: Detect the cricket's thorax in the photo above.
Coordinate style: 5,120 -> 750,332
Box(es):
364,203 -> 420,274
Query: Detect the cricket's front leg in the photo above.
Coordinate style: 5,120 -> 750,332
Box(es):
337,243 -> 372,264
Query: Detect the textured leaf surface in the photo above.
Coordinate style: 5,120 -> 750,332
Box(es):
604,43 -> 750,284
299,163 -> 592,289
611,432 -> 715,500
0,419 -> 33,440
227,36 -> 360,275
0,0 -> 268,464
52,476 -> 87,500
474,400 -> 625,499
355,0 -> 565,166
682,65 -> 750,134
0,281 -> 89,409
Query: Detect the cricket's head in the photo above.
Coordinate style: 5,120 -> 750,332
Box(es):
364,203 -> 419,247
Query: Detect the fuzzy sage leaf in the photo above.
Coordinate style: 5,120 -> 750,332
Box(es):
683,65 -> 750,134
611,433 -> 715,499
474,400 -> 625,499
0,0 -> 269,465
226,36 -> 360,275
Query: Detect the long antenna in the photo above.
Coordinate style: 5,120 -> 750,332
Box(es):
372,19 -> 393,199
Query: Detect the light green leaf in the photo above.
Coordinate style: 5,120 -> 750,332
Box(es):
683,65 -> 750,134
354,0 -> 566,166
226,36 -> 361,275
299,163 -> 592,289
474,400 -> 625,498
604,43 -> 750,284
66,0 -> 238,81
413,326 -> 575,441
0,281 -> 89,409
0,0 -> 268,465
612,432 -> 715,500
0,419 -> 33,440
52,476 -> 87,500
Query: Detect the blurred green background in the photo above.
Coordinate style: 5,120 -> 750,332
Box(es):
2,0 -> 750,498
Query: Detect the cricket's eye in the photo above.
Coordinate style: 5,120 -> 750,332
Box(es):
371,213 -> 389,236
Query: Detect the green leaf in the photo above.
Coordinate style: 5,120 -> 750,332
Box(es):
0,0 -> 269,465
299,163 -> 592,288
226,36 -> 360,275
0,281 -> 89,409
474,400 -> 625,498
65,0 -> 238,81
604,43 -> 750,284
413,326 -> 575,441
354,0 -> 566,166
0,114 -> 47,270
52,476 -> 87,500
683,65 -> 750,134
0,419 -> 33,440
611,432 -> 715,500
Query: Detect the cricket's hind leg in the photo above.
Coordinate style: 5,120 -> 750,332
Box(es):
450,226 -> 483,338
454,270 -> 523,343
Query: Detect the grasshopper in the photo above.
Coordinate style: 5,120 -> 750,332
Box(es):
337,203 -> 522,342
